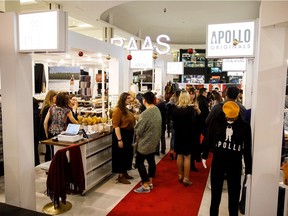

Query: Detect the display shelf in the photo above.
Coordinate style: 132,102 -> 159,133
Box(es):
85,134 -> 111,157
86,161 -> 112,191
41,132 -> 112,194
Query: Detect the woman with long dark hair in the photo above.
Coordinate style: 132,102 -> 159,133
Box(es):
43,92 -> 78,159
112,92 -> 136,184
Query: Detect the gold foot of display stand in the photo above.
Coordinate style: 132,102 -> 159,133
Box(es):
42,201 -> 72,215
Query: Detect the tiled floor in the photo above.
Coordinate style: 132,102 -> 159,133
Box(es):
0,135 -> 245,216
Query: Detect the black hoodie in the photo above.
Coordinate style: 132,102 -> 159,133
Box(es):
202,112 -> 252,175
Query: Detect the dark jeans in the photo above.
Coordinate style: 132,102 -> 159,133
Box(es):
135,151 -> 156,183
45,132 -> 55,162
45,145 -> 54,162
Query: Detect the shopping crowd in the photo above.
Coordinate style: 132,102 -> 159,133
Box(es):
111,85 -> 252,216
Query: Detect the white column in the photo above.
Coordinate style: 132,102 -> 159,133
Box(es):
0,13 -> 36,209
108,57 -> 120,96
248,2 -> 288,215
243,58 -> 255,109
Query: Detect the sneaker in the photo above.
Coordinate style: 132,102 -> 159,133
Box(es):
134,186 -> 151,193
140,183 -> 154,190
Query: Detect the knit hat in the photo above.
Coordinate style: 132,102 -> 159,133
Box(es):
222,101 -> 240,119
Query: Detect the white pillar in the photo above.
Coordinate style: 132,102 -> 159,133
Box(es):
243,58 -> 255,109
0,13 -> 36,209
248,2 -> 288,215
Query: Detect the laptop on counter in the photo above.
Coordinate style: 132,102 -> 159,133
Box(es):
61,124 -> 80,136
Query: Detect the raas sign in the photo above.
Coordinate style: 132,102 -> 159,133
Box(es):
206,21 -> 255,58
111,34 -> 171,55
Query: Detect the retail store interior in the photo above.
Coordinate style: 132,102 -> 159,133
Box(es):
0,1 -> 288,216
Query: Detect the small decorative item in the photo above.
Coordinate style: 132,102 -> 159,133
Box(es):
106,54 -> 111,60
188,48 -> 193,54
127,54 -> 132,60
78,51 -> 84,57
153,52 -> 158,59
233,39 -> 239,46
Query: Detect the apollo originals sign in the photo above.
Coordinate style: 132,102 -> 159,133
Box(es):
206,21 -> 255,58
111,34 -> 171,55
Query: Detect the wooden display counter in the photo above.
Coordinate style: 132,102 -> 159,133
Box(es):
40,132 -> 112,194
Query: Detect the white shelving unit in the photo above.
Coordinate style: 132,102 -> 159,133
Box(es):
47,133 -> 112,195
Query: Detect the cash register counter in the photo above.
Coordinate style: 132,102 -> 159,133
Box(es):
40,132 -> 112,194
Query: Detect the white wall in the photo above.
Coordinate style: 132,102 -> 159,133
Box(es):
68,31 -> 128,95
248,2 -> 288,215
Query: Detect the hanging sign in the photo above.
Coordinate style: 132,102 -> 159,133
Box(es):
18,10 -> 67,52
206,21 -> 255,58
130,50 -> 153,69
111,34 -> 171,54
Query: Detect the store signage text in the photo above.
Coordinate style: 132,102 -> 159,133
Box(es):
210,29 -> 251,46
206,21 -> 255,58
111,34 -> 171,54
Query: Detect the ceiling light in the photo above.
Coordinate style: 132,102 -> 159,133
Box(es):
20,0 -> 37,4
78,23 -> 93,28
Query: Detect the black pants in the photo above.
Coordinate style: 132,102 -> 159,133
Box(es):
112,129 -> 134,173
135,151 -> 156,183
45,132 -> 55,162
210,157 -> 242,216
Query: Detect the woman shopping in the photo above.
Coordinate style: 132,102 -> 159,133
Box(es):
43,92 -> 78,158
112,92 -> 136,184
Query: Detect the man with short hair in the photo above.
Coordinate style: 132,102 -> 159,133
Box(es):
134,92 -> 162,193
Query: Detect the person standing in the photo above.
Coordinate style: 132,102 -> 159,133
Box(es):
112,92 -> 136,184
172,91 -> 199,185
43,92 -> 78,161
155,94 -> 167,155
68,94 -> 79,124
39,90 -> 57,162
202,101 -> 252,216
188,88 -> 202,171
33,97 -> 40,166
197,87 -> 210,135
134,92 -> 162,193
166,90 -> 180,160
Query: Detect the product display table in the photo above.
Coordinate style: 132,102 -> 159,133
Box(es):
40,132 -> 112,194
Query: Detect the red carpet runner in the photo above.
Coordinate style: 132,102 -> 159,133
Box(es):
108,154 -> 211,216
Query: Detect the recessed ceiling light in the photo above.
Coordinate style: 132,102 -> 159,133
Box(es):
20,0 -> 37,4
78,23 -> 93,28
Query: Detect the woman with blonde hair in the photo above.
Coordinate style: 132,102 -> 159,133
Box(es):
172,91 -> 198,185
39,90 -> 57,161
